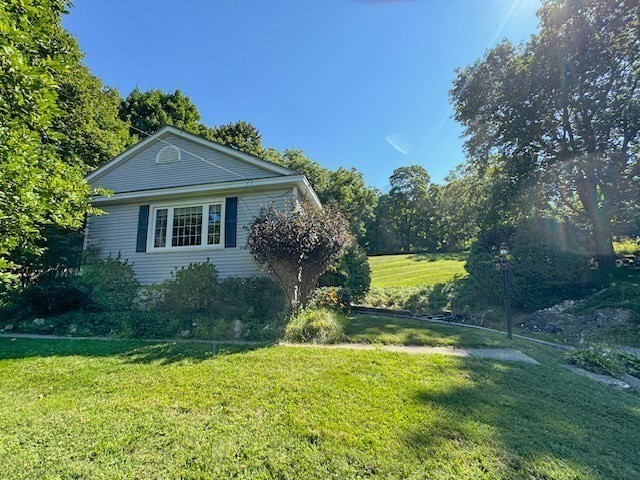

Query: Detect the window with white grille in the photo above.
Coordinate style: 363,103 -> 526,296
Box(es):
149,200 -> 225,250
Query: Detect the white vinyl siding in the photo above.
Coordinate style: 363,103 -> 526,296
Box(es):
85,188 -> 293,285
91,133 -> 276,194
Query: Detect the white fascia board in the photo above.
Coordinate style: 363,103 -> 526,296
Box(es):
91,175 -> 317,205
300,175 -> 322,208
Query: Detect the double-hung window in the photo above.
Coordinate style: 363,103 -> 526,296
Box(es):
150,200 -> 224,250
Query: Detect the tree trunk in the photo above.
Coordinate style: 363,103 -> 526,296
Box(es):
576,168 -> 616,268
590,207 -> 616,268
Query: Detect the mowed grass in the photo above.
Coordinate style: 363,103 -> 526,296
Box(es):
345,314 -> 512,348
1,336 -> 640,479
369,252 -> 468,287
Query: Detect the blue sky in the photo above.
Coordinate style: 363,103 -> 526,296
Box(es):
64,0 -> 540,189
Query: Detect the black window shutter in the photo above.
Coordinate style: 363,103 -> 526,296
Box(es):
136,205 -> 150,252
225,197 -> 237,248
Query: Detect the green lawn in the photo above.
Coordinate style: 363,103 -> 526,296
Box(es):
345,314 -> 513,348
1,332 -> 639,479
369,252 -> 467,288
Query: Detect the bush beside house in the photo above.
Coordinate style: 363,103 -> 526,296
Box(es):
0,259 -> 289,341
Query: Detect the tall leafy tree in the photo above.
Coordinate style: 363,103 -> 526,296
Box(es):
120,88 -> 266,157
119,88 -> 202,139
0,0 -> 94,279
203,121 -> 265,157
386,166 -> 435,252
365,193 -> 397,253
451,0 -> 640,266
54,64 -> 131,171
323,167 -> 378,243
271,149 -> 331,193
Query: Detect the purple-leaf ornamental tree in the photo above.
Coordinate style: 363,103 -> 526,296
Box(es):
247,201 -> 352,308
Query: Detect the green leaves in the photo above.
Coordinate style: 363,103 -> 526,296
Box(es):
247,202 -> 352,307
0,0 -> 94,281
451,0 -> 640,259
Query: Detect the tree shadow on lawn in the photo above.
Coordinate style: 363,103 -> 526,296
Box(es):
0,337 -> 272,365
405,358 -> 640,479
410,253 -> 468,262
345,316 -> 507,348
121,341 -> 270,365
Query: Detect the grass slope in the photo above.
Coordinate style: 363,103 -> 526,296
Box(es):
345,314 -> 512,348
369,253 -> 467,288
1,334 -> 639,479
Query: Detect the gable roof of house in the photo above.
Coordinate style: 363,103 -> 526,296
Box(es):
86,125 -> 299,183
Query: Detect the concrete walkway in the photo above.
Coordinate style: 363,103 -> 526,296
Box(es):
0,332 -> 263,346
0,333 -> 540,364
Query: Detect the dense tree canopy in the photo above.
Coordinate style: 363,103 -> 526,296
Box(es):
0,0 -> 98,280
120,88 -> 266,156
119,88 -> 202,139
451,0 -> 640,265
367,166 -> 438,253
203,121 -> 265,157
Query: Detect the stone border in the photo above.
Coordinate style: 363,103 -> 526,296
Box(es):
564,365 -> 634,391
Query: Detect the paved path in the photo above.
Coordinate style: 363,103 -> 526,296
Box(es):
0,333 -> 540,364
0,332 -> 263,346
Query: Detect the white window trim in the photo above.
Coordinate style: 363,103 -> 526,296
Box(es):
146,197 -> 226,252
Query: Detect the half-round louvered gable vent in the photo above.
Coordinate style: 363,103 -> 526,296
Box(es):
156,145 -> 181,164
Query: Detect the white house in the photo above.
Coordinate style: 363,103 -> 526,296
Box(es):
85,125 -> 321,285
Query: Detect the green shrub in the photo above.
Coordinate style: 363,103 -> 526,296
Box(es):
144,262 -> 287,320
319,244 -> 371,301
614,239 -> 640,255
116,311 -> 188,339
620,352 -> 640,377
3,256 -> 139,319
404,282 -> 458,314
464,220 -> 594,311
361,282 -> 461,314
361,287 -> 418,310
216,276 -> 287,321
78,256 -> 140,311
309,287 -> 352,312
17,276 -> 87,317
566,348 -> 625,377
569,282 -> 640,323
144,261 -> 219,312
284,308 -> 346,344
463,224 -> 516,308
10,309 -> 285,341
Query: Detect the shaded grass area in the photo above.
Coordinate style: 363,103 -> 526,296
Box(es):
1,336 -> 639,479
368,252 -> 467,288
344,314 -> 513,348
